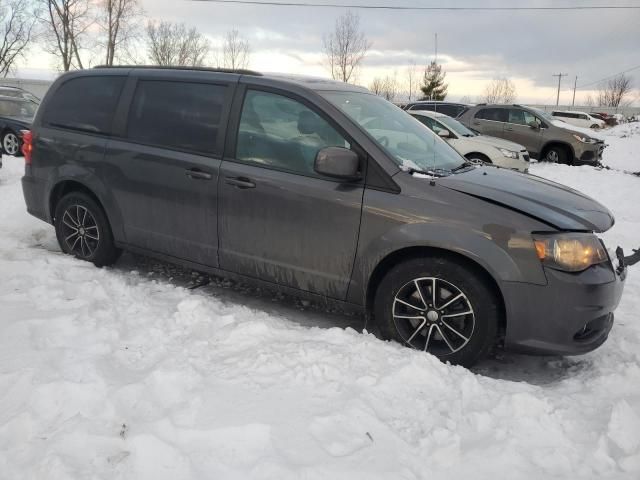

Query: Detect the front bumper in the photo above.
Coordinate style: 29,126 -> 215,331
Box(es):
502,261 -> 625,355
574,142 -> 605,165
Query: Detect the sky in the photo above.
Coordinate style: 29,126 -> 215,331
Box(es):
17,0 -> 640,105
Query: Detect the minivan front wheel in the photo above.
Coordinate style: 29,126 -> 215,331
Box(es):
373,257 -> 499,367
54,192 -> 121,267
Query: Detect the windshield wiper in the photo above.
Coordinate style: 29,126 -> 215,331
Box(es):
406,167 -> 451,178
451,162 -> 475,173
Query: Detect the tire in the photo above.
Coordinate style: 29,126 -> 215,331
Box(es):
591,124 -> 600,129
2,130 -> 21,157
54,192 -> 122,267
543,145 -> 570,165
373,256 -> 499,367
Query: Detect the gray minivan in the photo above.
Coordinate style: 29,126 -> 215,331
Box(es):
458,104 -> 605,165
21,67 -> 628,366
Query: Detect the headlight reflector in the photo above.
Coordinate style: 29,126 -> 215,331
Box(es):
533,233 -> 608,272
572,134 -> 597,144
499,148 -> 519,159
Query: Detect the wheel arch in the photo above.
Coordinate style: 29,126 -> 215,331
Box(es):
49,180 -> 107,223
464,152 -> 492,163
365,246 -> 506,336
541,141 -> 575,162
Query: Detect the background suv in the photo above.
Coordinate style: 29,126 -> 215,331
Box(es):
552,110 -> 605,129
458,104 -> 605,165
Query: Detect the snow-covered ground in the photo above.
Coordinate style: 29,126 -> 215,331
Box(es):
1,124 -> 639,480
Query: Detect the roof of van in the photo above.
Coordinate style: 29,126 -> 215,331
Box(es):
552,110 -> 592,115
91,65 -> 369,93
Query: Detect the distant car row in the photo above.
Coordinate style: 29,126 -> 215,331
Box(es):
403,101 -> 605,166
0,86 -> 39,159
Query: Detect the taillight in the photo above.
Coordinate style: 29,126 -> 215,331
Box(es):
21,130 -> 33,165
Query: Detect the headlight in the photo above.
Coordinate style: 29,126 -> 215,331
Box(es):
499,148 -> 519,159
572,134 -> 597,144
533,233 -> 608,272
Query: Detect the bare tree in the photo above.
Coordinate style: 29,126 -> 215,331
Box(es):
483,77 -> 517,104
459,95 -> 473,104
369,74 -> 397,102
39,0 -> 95,71
405,61 -> 418,102
98,0 -> 143,66
597,74 -> 633,108
0,0 -> 37,77
146,21 -> 210,67
323,11 -> 371,83
221,29 -> 250,70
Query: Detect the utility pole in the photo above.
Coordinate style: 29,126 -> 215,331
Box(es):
572,76 -> 578,108
552,73 -> 568,106
435,33 -> 438,63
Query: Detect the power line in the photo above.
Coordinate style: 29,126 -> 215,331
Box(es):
191,0 -> 640,11
576,64 -> 640,89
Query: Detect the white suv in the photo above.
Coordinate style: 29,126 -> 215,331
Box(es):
410,110 -> 530,172
551,110 -> 605,129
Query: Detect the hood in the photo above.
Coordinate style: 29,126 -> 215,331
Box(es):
550,120 -> 604,141
468,134 -> 526,152
438,167 -> 614,232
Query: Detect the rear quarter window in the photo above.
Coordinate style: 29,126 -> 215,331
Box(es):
127,80 -> 227,156
42,76 -> 126,134
475,108 -> 507,122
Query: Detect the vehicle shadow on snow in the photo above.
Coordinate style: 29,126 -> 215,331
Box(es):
111,252 -> 592,386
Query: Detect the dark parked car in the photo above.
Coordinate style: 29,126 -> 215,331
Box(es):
21,67 -> 628,367
404,101 -> 469,118
0,96 -> 37,156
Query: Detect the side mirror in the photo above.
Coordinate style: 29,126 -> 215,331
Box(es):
528,121 -> 540,129
314,147 -> 361,181
438,129 -> 451,138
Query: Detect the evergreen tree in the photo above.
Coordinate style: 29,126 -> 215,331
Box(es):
420,61 -> 448,100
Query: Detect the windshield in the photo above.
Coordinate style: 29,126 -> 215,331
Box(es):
0,99 -> 36,117
529,107 -> 556,124
438,115 -> 477,137
321,91 -> 465,173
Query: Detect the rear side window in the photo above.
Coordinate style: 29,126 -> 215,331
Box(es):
43,76 -> 125,134
127,80 -> 227,155
475,108 -> 507,122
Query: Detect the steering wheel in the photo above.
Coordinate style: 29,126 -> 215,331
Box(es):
376,136 -> 390,147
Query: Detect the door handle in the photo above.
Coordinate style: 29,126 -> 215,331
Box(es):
505,127 -> 514,131
472,122 -> 480,126
225,176 -> 256,189
185,169 -> 213,180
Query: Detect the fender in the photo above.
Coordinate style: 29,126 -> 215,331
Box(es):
346,215 -> 548,307
45,164 -> 127,243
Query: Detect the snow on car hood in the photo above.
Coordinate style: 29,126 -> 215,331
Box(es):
439,166 -> 615,232
468,134 -> 527,152
550,120 -> 604,141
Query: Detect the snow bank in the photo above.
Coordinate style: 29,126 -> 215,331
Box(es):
1,136 -> 640,479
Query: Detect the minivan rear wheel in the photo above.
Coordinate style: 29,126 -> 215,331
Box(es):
54,192 -> 121,267
373,257 -> 499,367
